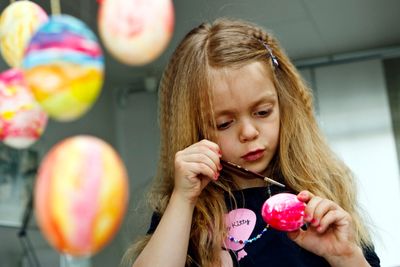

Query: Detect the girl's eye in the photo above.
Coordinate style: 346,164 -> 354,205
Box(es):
217,121 -> 232,130
255,109 -> 271,117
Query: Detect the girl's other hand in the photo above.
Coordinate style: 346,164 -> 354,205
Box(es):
287,191 -> 365,266
173,139 -> 222,204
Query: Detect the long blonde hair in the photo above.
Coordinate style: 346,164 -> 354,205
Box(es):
123,18 -> 373,267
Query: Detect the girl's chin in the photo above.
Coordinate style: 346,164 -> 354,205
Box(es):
244,160 -> 269,173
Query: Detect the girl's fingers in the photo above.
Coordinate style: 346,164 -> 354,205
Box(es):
316,209 -> 346,233
180,140 -> 221,159
304,196 -> 323,224
298,191 -> 336,226
190,161 -> 217,181
298,191 -> 348,231
181,153 -> 220,175
310,199 -> 337,227
181,139 -> 221,158
297,190 -> 314,202
198,139 -> 221,156
175,140 -> 222,180
175,155 -> 218,181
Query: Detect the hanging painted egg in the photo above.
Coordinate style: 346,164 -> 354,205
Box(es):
98,0 -> 174,65
0,68 -> 47,149
22,15 -> 104,122
0,1 -> 48,67
34,135 -> 129,257
261,193 -> 306,231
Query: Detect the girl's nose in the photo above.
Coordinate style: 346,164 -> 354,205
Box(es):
239,120 -> 259,142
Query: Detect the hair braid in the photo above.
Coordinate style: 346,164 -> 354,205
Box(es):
245,24 -> 315,118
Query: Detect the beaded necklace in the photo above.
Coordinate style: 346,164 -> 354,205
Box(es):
228,225 -> 269,245
227,185 -> 272,245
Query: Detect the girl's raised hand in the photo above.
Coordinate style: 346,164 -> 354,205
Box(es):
287,191 -> 366,266
173,139 -> 221,204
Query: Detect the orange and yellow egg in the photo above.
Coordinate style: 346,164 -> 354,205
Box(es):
34,136 -> 129,256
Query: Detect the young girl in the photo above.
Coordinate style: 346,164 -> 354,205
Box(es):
125,18 -> 380,267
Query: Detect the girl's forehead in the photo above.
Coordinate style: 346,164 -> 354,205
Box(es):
209,62 -> 275,95
209,62 -> 277,112
209,61 -> 272,83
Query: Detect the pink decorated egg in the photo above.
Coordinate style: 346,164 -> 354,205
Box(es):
34,136 -> 129,257
22,15 -> 104,122
261,193 -> 306,232
0,1 -> 48,67
98,0 -> 174,65
0,68 -> 48,149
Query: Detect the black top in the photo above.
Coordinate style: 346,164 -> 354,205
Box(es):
147,186 -> 380,267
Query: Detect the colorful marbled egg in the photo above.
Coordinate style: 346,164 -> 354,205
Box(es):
0,68 -> 47,149
22,15 -> 104,122
261,193 -> 306,232
34,136 -> 129,256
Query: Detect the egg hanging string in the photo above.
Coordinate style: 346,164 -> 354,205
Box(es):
50,0 -> 61,15
60,255 -> 91,267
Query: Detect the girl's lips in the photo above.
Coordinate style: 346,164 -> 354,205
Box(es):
242,149 -> 265,162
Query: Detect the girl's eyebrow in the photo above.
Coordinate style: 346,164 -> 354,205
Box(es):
214,93 -> 277,116
251,94 -> 277,107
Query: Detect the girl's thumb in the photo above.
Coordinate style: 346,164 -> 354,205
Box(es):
287,230 -> 303,244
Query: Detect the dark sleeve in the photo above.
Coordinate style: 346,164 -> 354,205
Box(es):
363,245 -> 380,267
146,212 -> 161,234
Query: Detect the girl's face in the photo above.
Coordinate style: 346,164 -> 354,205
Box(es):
211,61 -> 280,176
